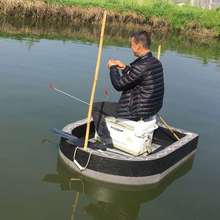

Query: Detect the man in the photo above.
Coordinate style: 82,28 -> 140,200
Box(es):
92,31 -> 164,144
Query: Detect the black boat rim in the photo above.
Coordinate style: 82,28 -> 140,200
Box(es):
60,118 -> 198,161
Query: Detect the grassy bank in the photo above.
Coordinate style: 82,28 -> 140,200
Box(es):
45,0 -> 220,38
0,0 -> 220,38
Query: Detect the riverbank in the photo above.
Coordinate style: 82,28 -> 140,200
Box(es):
0,0 -> 220,39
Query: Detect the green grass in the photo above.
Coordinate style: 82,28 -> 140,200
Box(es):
46,0 -> 156,8
45,0 -> 220,36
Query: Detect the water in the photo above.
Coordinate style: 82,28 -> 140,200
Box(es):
0,29 -> 220,220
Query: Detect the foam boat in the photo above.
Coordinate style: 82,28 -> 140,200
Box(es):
53,118 -> 199,186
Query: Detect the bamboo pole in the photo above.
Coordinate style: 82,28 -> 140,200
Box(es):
159,116 -> 180,141
157,44 -> 161,60
157,45 -> 180,141
83,11 -> 107,151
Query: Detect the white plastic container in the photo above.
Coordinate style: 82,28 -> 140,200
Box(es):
102,116 -> 158,156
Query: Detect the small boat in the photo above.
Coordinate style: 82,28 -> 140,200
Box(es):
54,118 -> 199,186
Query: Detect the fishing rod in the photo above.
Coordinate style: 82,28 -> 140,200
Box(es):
48,83 -> 89,105
157,45 -> 180,141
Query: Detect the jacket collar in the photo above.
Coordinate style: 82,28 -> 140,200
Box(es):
130,51 -> 152,65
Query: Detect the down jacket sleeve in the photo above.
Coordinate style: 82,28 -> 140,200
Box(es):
109,63 -> 146,91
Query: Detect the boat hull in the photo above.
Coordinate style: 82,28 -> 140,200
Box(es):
59,119 -> 199,186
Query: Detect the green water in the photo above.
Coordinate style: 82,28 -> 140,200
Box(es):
0,29 -> 220,220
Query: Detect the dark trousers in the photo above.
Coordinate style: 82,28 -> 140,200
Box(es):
92,102 -> 118,143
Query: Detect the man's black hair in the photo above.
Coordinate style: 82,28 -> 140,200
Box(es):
131,31 -> 151,49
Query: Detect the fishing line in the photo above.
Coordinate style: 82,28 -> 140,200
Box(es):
49,83 -> 89,105
103,68 -> 110,98
49,81 -> 111,106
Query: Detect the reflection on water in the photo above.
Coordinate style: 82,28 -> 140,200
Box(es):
174,0 -> 220,9
0,19 -> 220,63
43,156 -> 195,220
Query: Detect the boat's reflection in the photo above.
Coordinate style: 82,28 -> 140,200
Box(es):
43,155 -> 195,220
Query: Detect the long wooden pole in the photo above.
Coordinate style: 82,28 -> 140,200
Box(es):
157,45 -> 180,141
83,11 -> 107,151
159,116 -> 180,141
157,44 -> 161,61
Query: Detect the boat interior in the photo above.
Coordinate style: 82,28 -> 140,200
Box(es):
70,121 -> 186,157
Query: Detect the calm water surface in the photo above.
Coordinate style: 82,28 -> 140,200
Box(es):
0,33 -> 220,220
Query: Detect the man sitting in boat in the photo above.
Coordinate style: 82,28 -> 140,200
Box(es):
92,31 -> 164,147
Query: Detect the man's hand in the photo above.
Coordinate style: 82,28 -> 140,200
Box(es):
107,59 -> 116,69
114,60 -> 126,70
107,59 -> 126,70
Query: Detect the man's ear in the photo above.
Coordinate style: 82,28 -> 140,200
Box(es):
137,43 -> 142,50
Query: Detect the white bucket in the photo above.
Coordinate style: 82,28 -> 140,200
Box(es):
100,116 -> 158,156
